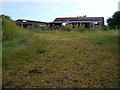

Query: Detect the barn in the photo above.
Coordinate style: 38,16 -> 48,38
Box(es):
48,17 -> 104,29
16,17 -> 104,29
16,19 -> 47,28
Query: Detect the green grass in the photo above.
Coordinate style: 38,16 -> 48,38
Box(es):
2,20 -> 119,88
2,19 -> 21,41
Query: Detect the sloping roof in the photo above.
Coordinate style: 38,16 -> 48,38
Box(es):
49,17 -> 104,23
16,19 -> 47,24
54,17 -> 104,21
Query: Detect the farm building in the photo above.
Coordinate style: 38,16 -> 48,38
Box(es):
16,19 -> 47,28
16,17 -> 104,29
49,17 -> 104,29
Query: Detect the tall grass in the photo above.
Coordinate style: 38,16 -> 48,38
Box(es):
2,19 -> 20,41
25,23 -> 105,32
2,19 -> 49,71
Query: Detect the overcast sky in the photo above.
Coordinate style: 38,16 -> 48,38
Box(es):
1,0 -> 120,25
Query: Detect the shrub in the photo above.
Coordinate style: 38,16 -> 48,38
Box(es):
75,23 -> 86,32
26,24 -> 43,31
62,24 -> 72,31
104,25 -> 110,31
2,19 -> 19,41
50,24 -> 56,30
2,18 -> 32,41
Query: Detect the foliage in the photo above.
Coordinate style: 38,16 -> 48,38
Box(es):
61,24 -> 73,31
50,24 -> 56,30
2,18 -> 20,41
104,25 -> 110,31
107,11 -> 120,29
0,14 -> 11,20
75,23 -> 86,32
26,24 -> 51,31
26,24 -> 42,31
2,18 -> 33,42
48,24 -> 61,30
77,15 -> 87,17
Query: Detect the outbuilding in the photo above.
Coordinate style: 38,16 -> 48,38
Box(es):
48,17 -> 104,29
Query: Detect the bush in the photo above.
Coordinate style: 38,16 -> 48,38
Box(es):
26,24 -> 43,31
2,19 -> 20,41
76,27 -> 85,32
61,24 -> 72,31
49,24 -> 60,30
75,23 -> 86,32
2,18 -> 32,41
104,25 -> 110,31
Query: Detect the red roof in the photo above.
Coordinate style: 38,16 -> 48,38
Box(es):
53,17 -> 104,22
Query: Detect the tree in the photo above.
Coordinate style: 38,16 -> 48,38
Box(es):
77,15 -> 86,18
107,11 -> 120,29
0,14 -> 11,20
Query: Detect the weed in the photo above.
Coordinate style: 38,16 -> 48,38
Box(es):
72,85 -> 79,88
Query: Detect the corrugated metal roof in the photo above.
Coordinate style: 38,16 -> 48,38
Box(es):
16,19 -> 47,24
16,17 -> 104,24
54,17 -> 103,21
55,21 -> 101,23
48,17 -> 104,24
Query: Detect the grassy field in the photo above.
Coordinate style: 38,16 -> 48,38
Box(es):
2,20 -> 119,88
